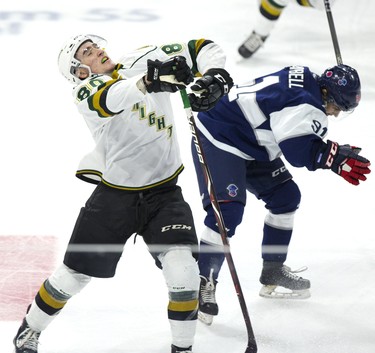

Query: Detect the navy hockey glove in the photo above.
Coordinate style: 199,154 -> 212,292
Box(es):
316,140 -> 371,185
146,56 -> 194,93
189,68 -> 233,112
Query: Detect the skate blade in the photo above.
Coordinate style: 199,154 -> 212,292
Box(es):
259,285 -> 311,299
198,311 -> 214,325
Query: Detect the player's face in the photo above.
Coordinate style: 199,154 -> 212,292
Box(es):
325,102 -> 341,117
75,40 -> 116,77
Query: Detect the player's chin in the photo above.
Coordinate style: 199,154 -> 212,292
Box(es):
102,59 -> 115,70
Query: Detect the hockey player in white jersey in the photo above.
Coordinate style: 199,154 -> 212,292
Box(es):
192,64 -> 370,324
238,0 -> 337,58
13,34 -> 233,353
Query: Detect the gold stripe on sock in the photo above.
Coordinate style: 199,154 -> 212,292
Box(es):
261,0 -> 284,17
168,299 -> 198,312
38,283 -> 67,310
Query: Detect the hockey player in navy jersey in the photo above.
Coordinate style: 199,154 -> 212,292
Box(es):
192,64 -> 371,325
12,34 -> 233,353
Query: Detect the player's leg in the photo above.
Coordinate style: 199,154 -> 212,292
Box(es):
14,183 -> 136,353
259,180 -> 311,298
238,0 -> 290,58
142,182 -> 200,353
238,0 -> 337,58
197,202 -> 244,325
246,159 -> 310,299
159,247 -> 200,353
304,0 -> 337,11
191,134 -> 247,324
14,264 -> 92,353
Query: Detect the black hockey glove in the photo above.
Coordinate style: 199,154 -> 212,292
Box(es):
316,140 -> 371,185
188,68 -> 233,112
146,56 -> 194,93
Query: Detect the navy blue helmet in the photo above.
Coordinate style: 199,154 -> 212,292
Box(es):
318,64 -> 361,112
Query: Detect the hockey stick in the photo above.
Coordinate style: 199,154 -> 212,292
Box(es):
323,0 -> 343,65
180,89 -> 257,353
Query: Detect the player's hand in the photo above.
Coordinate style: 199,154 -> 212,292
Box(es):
318,140 -> 371,185
146,56 -> 194,93
188,68 -> 233,112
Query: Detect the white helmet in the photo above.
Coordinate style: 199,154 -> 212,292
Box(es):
57,34 -> 107,84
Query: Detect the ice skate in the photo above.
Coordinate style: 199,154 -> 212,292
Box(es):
171,344 -> 192,353
13,318 -> 41,353
198,269 -> 218,325
259,261 -> 311,299
238,31 -> 268,58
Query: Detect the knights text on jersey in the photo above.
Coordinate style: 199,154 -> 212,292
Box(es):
73,40 -> 226,190
196,66 -> 328,170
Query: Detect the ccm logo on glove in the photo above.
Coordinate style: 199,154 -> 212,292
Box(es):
189,68 -> 233,112
317,140 -> 371,185
324,141 -> 339,168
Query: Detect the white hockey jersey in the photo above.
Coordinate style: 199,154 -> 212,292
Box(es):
72,40 -> 226,190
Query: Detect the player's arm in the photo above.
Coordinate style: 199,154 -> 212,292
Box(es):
147,39 -> 233,110
273,103 -> 328,168
280,134 -> 371,186
75,74 -> 147,119
186,39 -> 226,76
185,39 -> 233,111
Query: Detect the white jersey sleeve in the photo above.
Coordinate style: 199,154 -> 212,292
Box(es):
72,38 -> 227,189
118,39 -> 227,78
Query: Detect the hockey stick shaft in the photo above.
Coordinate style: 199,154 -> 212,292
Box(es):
323,0 -> 343,64
180,89 -> 257,353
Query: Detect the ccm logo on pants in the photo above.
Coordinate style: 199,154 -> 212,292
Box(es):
161,224 -> 192,232
272,166 -> 287,177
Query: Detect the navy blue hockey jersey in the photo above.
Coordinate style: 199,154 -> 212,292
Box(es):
196,65 -> 328,171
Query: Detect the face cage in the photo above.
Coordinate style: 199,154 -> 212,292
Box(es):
323,82 -> 358,114
69,35 -> 107,84
328,96 -> 355,113
324,96 -> 355,120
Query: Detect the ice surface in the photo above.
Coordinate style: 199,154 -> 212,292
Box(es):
0,0 -> 374,352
